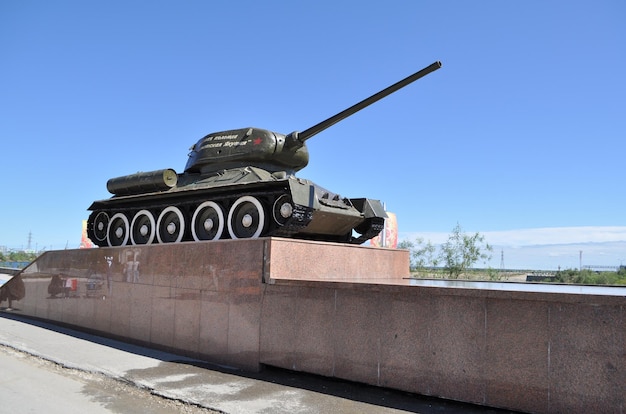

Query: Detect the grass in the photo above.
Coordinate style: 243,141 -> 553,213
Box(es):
410,268 -> 626,285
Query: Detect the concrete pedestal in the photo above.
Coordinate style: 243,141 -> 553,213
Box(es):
2,238 -> 624,414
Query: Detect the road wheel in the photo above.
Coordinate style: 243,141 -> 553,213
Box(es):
107,213 -> 129,246
157,206 -> 185,243
131,210 -> 156,245
227,196 -> 265,239
191,201 -> 224,241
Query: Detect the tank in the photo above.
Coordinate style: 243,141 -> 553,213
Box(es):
87,61 -> 442,247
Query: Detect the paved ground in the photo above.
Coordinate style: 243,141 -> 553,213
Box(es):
0,311 -> 520,414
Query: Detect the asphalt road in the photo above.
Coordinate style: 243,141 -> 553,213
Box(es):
0,311 -> 520,414
0,345 -> 209,414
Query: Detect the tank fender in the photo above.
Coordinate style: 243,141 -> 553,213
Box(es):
349,198 -> 387,219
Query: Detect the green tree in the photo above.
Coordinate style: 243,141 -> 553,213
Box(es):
6,251 -> 37,263
411,237 -> 438,274
397,239 -> 414,251
439,223 -> 492,279
554,268 -> 626,285
398,240 -> 414,264
399,238 -> 439,273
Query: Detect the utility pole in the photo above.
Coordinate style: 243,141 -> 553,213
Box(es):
579,250 -> 583,271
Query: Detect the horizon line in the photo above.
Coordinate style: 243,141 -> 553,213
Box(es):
399,225 -> 626,247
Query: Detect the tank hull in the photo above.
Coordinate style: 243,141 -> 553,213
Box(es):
87,167 -> 385,247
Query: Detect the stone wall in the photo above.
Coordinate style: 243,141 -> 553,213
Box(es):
260,279 -> 625,413
2,238 -> 623,413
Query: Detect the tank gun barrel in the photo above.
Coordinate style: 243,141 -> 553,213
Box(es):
287,60 -> 442,145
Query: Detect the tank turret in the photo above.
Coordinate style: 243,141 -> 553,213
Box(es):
87,61 -> 442,247
185,61 -> 442,175
184,128 -> 308,175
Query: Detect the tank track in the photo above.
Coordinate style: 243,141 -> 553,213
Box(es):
87,188 -> 315,247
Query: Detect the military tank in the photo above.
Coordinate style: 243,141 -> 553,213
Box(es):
87,61 -> 442,247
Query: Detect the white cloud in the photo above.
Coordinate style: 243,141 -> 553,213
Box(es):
484,226 -> 626,246
400,226 -> 626,247
398,226 -> 626,270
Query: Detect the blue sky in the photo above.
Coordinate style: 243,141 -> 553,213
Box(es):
1,1 -> 624,269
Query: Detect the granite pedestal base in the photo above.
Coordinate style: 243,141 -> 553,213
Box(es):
3,238 -> 624,414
